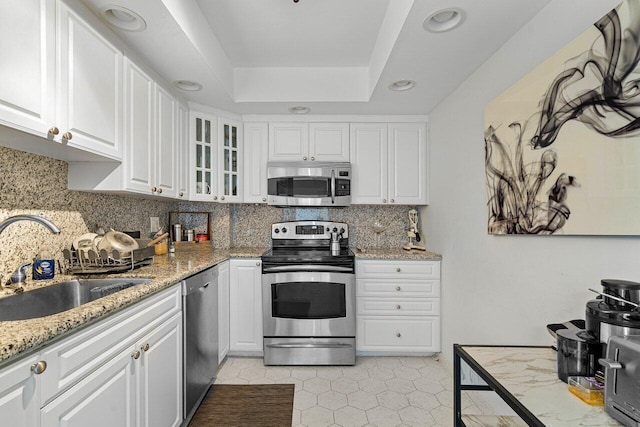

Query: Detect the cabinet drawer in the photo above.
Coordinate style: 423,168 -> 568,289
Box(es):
357,297 -> 439,316
357,278 -> 440,297
40,285 -> 181,405
357,316 -> 440,352
356,260 -> 440,279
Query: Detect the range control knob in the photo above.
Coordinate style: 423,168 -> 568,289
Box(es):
332,227 -> 338,232
281,227 -> 287,233
326,227 -> 330,232
274,228 -> 280,234
340,228 -> 345,234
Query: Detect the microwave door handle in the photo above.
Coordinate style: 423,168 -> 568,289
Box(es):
331,169 -> 336,204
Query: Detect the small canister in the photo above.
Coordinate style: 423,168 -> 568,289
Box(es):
185,229 -> 195,242
172,224 -> 182,242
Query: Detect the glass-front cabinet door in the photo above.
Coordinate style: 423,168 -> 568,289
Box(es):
190,111 -> 217,201
218,117 -> 242,203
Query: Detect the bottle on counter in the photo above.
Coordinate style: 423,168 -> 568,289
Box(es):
33,246 -> 55,280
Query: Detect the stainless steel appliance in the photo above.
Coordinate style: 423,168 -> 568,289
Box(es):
262,221 -> 355,365
267,162 -> 351,207
183,267 -> 219,424
600,335 -> 640,426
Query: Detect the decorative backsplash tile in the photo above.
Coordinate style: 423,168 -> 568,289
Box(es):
0,147 -> 176,280
0,145 -> 426,280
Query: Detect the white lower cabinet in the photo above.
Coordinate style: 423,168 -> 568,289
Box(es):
0,285 -> 182,427
356,260 -> 441,354
229,258 -> 263,355
217,261 -> 230,363
0,354 -> 42,427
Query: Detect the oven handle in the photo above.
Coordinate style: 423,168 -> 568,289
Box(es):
262,265 -> 353,273
266,343 -> 353,349
330,169 -> 336,204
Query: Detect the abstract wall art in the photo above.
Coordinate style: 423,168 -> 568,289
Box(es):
485,0 -> 640,235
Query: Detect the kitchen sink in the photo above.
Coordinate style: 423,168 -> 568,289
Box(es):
0,278 -> 152,321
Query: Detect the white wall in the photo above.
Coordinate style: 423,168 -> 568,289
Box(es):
422,0 -> 638,363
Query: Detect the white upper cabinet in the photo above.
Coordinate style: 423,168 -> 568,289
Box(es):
189,112 -> 217,201
351,122 -> 427,205
123,59 -> 154,194
243,122 -> 269,203
56,0 -> 123,160
350,123 -> 388,204
269,122 -> 350,162
154,85 -> 177,198
218,117 -> 242,203
268,122 -> 308,161
0,0 -> 55,137
176,103 -> 189,200
388,123 -> 428,205
309,123 -> 350,162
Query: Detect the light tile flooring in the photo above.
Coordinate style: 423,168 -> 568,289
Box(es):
215,356 -> 480,427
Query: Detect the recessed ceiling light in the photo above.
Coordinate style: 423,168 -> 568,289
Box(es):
100,5 -> 146,32
423,8 -> 465,33
289,106 -> 310,114
172,80 -> 203,91
389,80 -> 416,91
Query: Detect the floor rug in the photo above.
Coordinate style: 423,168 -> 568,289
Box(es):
188,384 -> 294,427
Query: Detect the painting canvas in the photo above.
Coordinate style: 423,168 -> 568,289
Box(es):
484,0 -> 640,235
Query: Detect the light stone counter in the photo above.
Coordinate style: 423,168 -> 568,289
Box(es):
461,346 -> 620,426
352,247 -> 442,260
0,243 -> 266,365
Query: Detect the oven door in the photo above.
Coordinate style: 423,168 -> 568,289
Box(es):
262,271 -> 355,337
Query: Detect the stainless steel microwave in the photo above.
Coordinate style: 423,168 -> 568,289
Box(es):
267,162 -> 351,207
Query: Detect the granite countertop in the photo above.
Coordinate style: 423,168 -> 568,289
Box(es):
0,243 -> 266,365
352,247 -> 442,260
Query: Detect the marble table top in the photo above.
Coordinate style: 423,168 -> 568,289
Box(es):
461,346 -> 620,426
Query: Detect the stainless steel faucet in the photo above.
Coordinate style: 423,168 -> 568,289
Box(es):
0,215 -> 61,289
0,215 -> 61,235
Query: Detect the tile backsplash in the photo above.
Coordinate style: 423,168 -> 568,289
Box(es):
1,145 -> 423,279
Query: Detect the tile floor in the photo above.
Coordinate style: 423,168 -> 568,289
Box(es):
215,356 -> 481,427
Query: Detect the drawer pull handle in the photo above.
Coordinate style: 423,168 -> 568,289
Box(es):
396,332 -> 402,338
157,188 -> 162,194
262,197 -> 267,202
151,186 -> 157,193
131,350 -> 141,360
63,131 -> 73,140
396,268 -> 401,272
396,286 -> 401,291
395,304 -> 401,310
48,127 -> 59,136
31,361 -> 47,374
141,343 -> 150,352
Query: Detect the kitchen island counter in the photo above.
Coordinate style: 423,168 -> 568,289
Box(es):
0,243 -> 266,365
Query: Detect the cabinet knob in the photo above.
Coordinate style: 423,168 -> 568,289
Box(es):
303,156 -> 307,161
396,332 -> 402,338
396,286 -> 401,291
157,188 -> 162,194
311,156 -> 315,161
391,199 -> 395,203
262,197 -> 267,202
221,196 -> 225,201
131,350 -> 141,360
256,262 -> 261,266
179,192 -> 184,197
48,127 -> 59,136
141,343 -> 150,352
31,361 -> 47,375
62,131 -> 73,140
395,304 -> 401,310
151,186 -> 157,193
382,199 -> 387,204
396,267 -> 401,272
213,196 -> 218,201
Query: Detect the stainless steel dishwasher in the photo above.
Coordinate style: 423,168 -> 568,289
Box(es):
183,266 -> 219,425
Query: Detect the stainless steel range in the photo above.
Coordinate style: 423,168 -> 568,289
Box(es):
262,221 -> 356,365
